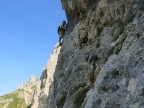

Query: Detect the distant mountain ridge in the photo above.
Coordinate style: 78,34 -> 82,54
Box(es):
0,75 -> 40,108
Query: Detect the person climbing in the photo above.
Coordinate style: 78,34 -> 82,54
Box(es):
57,20 -> 67,46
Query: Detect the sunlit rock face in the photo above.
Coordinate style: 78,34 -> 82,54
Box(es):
31,45 -> 61,108
0,75 -> 40,108
32,0 -> 144,108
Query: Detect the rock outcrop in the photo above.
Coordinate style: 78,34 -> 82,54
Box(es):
31,44 -> 61,108
33,0 -> 144,108
0,75 -> 40,108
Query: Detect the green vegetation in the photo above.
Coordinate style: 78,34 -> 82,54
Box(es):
25,90 -> 31,95
56,94 -> 66,108
105,16 -> 115,27
0,103 -> 5,108
69,84 -> 86,97
124,14 -> 135,25
59,72 -> 65,78
119,23 -> 125,36
0,91 -> 27,108
89,55 -> 99,63
115,44 -> 122,55
18,88 -> 31,95
27,104 -> 32,108
114,34 -> 127,55
89,70 -> 95,84
82,36 -> 88,44
97,27 -> 103,37
73,88 -> 88,108
96,38 -> 100,48
31,85 -> 37,90
107,46 -> 115,57
17,89 -> 24,92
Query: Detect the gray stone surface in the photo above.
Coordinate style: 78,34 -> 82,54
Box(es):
32,0 -> 144,108
83,13 -> 144,108
31,44 -> 61,108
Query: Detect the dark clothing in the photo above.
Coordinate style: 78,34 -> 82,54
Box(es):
58,24 -> 67,46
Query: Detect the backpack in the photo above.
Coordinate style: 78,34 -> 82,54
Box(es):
57,24 -> 65,33
57,26 -> 61,33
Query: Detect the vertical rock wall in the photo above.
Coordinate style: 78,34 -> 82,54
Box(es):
32,0 -> 144,108
31,45 -> 61,108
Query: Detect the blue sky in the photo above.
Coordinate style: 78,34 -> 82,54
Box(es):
0,0 -> 66,96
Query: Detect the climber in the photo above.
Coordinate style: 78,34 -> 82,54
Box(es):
57,20 -> 67,46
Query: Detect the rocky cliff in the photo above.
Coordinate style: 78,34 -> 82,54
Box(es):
32,0 -> 144,108
31,44 -> 61,108
0,75 -> 40,108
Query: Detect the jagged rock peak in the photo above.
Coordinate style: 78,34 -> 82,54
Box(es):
31,44 -> 61,108
0,75 -> 40,108
30,75 -> 38,82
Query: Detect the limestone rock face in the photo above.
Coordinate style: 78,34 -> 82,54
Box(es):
19,75 -> 40,105
83,16 -> 144,108
32,0 -> 144,108
31,45 -> 61,108
0,75 -> 40,108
